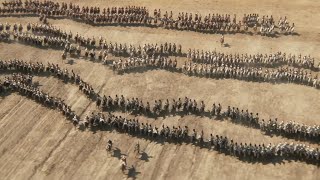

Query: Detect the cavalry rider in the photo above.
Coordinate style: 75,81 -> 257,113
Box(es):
106,139 -> 112,151
135,142 -> 140,154
220,35 -> 224,46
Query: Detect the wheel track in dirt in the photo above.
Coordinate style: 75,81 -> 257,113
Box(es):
27,93 -> 96,180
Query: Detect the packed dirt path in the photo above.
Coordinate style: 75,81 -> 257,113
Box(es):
0,0 -> 319,180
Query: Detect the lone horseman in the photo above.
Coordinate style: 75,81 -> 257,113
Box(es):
220,35 -> 224,47
120,155 -> 127,173
134,142 -> 140,158
106,139 -> 112,152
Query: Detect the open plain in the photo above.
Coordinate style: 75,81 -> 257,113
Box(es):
0,0 -> 319,180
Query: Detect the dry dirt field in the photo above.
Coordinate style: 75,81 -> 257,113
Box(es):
0,0 -> 320,180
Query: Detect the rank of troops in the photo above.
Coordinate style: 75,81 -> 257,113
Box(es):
71,40 -> 182,59
78,112 -> 319,164
1,22 -> 308,82
0,59 -> 96,99
188,49 -> 318,71
111,56 -> 320,89
0,63 -> 319,164
1,58 -> 319,143
0,22 -> 183,58
0,0 -> 296,36
1,73 -> 75,119
0,23 -> 69,48
93,94 -> 320,142
2,21 -> 315,87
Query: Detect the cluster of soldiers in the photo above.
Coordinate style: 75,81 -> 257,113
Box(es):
0,22 -> 11,40
92,40 -> 183,58
13,32 -> 67,48
188,49 -> 319,71
64,36 -> 182,61
0,22 -> 70,48
1,73 -> 76,121
158,10 -> 295,35
1,1 -> 151,26
225,106 -> 320,141
0,1 -> 296,36
112,56 -> 178,73
278,16 -> 295,34
0,22 -> 23,32
181,62 -> 318,88
95,95 -> 210,117
254,15 -> 294,35
258,15 -> 276,36
27,22 -> 73,40
77,112 -> 319,163
160,11 -> 242,33
72,34 -> 182,56
259,119 -> 320,140
0,59 -> 96,99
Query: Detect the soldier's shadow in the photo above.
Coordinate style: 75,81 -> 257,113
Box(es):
112,148 -> 126,159
140,151 -> 153,162
127,165 -> 141,180
223,43 -> 231,48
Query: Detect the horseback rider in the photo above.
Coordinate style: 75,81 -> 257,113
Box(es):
220,35 -> 224,46
106,139 -> 112,151
134,142 -> 140,155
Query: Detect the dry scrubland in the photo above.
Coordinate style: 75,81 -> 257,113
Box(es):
0,0 -> 320,180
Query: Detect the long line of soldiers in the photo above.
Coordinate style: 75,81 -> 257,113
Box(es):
94,94 -> 320,141
111,56 -> 319,89
63,40 -> 182,61
0,65 -> 320,163
1,22 -> 316,75
0,22 -> 183,58
4,25 -> 318,89
1,58 -> 319,142
0,22 -> 72,40
188,49 -> 319,71
0,59 -> 96,99
1,22 -> 319,87
1,73 -> 75,119
0,0 -> 296,36
0,23 -> 68,48
159,11 -> 294,35
79,112 -> 319,163
1,73 -> 319,164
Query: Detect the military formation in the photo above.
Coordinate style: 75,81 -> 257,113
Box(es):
0,0 -> 319,172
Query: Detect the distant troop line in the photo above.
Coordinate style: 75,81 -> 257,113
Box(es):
1,58 -> 319,143
0,0 -> 296,36
0,22 -> 317,74
0,73 -> 319,165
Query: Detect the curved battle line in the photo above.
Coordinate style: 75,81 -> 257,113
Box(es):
1,22 -> 317,71
0,1 -> 296,37
1,59 -> 319,143
1,30 -> 319,90
109,58 -> 319,90
1,29 -> 320,89
0,73 -> 319,165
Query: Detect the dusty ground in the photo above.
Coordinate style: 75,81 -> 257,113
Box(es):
0,0 -> 319,180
